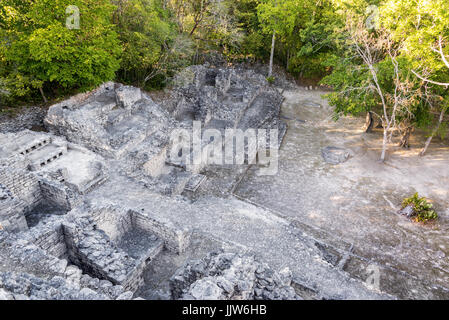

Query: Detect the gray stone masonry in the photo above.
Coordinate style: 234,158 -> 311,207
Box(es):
0,130 -> 108,231
0,64 -> 391,300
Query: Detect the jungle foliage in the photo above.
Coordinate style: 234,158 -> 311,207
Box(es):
1,0 -> 448,156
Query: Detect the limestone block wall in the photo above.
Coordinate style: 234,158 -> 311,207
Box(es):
34,229 -> 67,259
39,177 -> 80,211
0,198 -> 28,232
0,166 -> 43,215
115,86 -> 142,110
61,207 -> 170,292
121,259 -> 147,293
131,210 -> 191,254
216,69 -> 233,94
143,146 -> 168,178
62,220 -> 144,292
89,206 -> 133,243
78,174 -> 108,195
0,159 -> 43,232
25,222 -> 67,259
14,210 -> 145,292
63,226 -> 122,283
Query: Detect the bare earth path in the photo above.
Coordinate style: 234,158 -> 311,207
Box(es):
235,88 -> 449,299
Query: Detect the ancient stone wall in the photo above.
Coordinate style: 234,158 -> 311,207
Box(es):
131,209 -> 191,254
89,206 -> 133,243
62,213 -> 153,292
0,160 -> 43,214
39,176 -> 80,211
24,220 -> 67,259
0,198 -> 28,232
0,158 -> 43,231
63,224 -> 139,290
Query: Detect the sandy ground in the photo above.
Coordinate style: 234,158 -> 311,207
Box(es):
234,88 -> 449,298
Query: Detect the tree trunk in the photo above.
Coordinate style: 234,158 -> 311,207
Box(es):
380,123 -> 389,162
420,135 -> 434,157
420,108 -> 446,156
189,20 -> 200,36
398,126 -> 412,148
39,87 -> 48,104
268,31 -> 276,78
364,111 -> 374,133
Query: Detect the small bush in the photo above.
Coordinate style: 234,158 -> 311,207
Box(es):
266,76 -> 275,84
402,193 -> 438,223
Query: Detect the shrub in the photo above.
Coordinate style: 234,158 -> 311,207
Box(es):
266,76 -> 275,84
401,193 -> 438,223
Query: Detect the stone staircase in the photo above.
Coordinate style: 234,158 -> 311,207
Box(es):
0,131 -> 69,172
17,135 -> 51,157
27,142 -> 68,171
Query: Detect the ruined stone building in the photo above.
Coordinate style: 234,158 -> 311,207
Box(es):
0,66 -> 387,300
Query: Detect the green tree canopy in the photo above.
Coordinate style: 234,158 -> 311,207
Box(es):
0,0 -> 121,102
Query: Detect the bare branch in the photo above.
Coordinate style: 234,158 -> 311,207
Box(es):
411,70 -> 449,88
438,36 -> 449,69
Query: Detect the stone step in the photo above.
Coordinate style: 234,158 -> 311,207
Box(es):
17,136 -> 51,157
28,144 -> 68,171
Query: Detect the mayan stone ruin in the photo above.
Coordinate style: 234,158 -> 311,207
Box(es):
0,65 -> 407,300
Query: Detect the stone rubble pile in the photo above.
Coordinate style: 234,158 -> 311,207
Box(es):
170,250 -> 301,300
0,272 -> 134,300
0,228 -> 134,300
321,146 -> 351,165
0,106 -> 46,133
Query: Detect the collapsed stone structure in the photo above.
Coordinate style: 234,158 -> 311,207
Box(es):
170,250 -> 300,300
0,65 -> 387,300
167,66 -> 285,134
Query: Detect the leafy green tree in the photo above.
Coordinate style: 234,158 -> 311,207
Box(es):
113,0 -> 189,88
229,0 -> 269,60
257,0 -> 304,76
256,0 -> 339,78
320,1 -> 383,118
168,0 -> 213,36
321,7 -> 424,161
320,0 -> 449,160
0,0 -> 121,104
381,0 -> 449,155
287,1 -> 342,78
